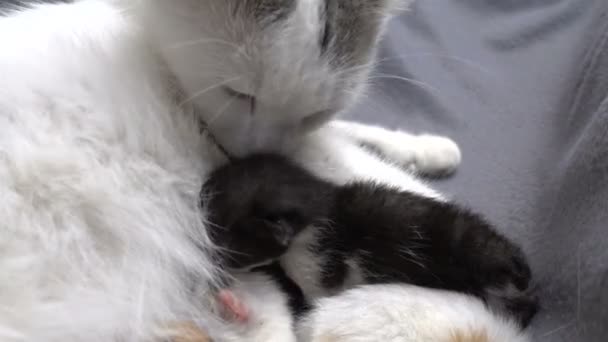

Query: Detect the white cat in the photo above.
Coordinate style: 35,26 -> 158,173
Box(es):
0,1 -> 523,341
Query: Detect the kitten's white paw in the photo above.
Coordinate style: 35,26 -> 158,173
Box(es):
408,134 -> 462,175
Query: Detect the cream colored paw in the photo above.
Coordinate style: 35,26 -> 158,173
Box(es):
377,133 -> 461,176
409,134 -> 461,175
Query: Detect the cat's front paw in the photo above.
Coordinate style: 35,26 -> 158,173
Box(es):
377,132 -> 461,176
407,134 -> 462,176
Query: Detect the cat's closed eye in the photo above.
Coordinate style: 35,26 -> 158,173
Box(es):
223,86 -> 255,102
223,84 -> 332,130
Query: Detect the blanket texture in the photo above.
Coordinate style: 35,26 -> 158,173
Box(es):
3,0 -> 607,341
347,1 -> 608,341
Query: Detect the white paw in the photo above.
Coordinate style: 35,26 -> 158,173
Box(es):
379,133 -> 461,176
410,135 -> 461,175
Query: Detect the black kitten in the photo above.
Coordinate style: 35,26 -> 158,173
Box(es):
202,154 -> 538,326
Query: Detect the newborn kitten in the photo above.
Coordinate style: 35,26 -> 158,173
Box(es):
202,154 -> 539,327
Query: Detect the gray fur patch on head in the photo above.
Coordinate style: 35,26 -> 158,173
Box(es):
322,0 -> 406,66
234,0 -> 298,25
251,0 -> 297,23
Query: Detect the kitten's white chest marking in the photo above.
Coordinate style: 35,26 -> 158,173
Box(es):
342,258 -> 365,291
280,227 -> 325,300
280,226 -> 366,301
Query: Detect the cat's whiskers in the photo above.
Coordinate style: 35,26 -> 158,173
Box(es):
335,62 -> 376,78
168,38 -> 251,61
179,76 -> 242,107
336,52 -> 489,81
335,65 -> 438,97
369,74 -> 440,94
219,248 -> 250,258
390,252 -> 442,284
205,97 -> 239,125
398,246 -> 428,271
200,223 -> 252,257
375,52 -> 492,75
204,220 -> 227,231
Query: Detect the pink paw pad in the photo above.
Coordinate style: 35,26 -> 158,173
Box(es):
218,289 -> 250,323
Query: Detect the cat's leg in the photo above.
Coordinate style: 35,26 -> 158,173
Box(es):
328,120 -> 461,176
292,124 -> 446,201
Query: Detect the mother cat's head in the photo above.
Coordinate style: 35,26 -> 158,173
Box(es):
130,0 -> 408,155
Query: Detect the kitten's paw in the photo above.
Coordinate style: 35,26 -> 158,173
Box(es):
408,135 -> 461,176
477,243 -> 532,291
475,240 -> 539,326
487,287 -> 540,328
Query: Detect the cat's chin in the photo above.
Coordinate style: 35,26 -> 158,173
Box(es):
211,124 -> 304,157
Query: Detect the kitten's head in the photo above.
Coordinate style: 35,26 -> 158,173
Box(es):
133,0 -> 408,156
202,154 -> 333,269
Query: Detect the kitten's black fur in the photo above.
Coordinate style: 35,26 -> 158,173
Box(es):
202,154 -> 539,327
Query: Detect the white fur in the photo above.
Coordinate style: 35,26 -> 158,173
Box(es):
329,120 -> 462,175
209,273 -> 297,342
293,123 -> 447,200
0,1 -> 523,341
280,226 -> 367,301
280,227 -> 327,300
297,284 -> 530,342
0,1 -> 223,340
125,0 -> 393,156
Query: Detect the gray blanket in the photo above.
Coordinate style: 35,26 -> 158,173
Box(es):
3,0 -> 607,341
346,1 -> 608,341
